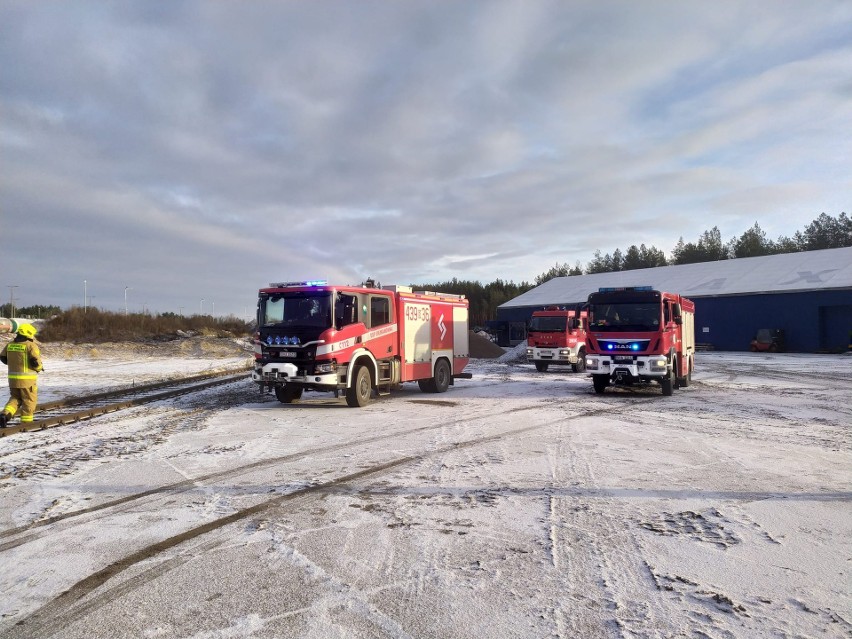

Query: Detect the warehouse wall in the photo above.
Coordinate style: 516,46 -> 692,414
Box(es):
497,289 -> 852,352
694,290 -> 851,352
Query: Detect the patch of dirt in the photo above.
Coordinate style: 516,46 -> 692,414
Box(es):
469,331 -> 507,359
36,336 -> 255,360
12,331 -> 504,360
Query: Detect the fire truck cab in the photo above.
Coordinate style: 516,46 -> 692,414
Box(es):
252,280 -> 471,407
526,307 -> 588,372
584,287 -> 695,396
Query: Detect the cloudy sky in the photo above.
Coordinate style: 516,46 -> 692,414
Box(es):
2,1 -> 850,318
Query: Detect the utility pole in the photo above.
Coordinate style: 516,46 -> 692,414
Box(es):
8,285 -> 18,317
84,280 -> 87,313
200,299 -> 204,315
124,286 -> 132,315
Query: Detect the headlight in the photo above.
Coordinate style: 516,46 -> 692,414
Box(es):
526,349 -> 533,356
315,361 -> 337,374
649,358 -> 667,372
586,358 -> 598,370
559,350 -> 569,356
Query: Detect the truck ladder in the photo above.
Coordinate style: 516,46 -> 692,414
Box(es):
376,360 -> 394,396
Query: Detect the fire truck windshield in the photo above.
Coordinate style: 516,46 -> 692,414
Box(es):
260,293 -> 332,328
529,315 -> 568,332
588,303 -> 660,332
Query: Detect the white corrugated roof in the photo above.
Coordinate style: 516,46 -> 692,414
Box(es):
500,246 -> 852,309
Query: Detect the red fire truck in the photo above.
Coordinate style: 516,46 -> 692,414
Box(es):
252,280 -> 471,407
526,307 -> 588,372
584,287 -> 695,396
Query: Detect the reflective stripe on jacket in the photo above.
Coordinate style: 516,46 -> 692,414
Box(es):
2,340 -> 42,388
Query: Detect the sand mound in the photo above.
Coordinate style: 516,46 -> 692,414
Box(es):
469,331 -> 507,359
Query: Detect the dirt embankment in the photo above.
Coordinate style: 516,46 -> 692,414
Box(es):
469,331 -> 507,359
9,332 -> 505,360
32,336 -> 255,360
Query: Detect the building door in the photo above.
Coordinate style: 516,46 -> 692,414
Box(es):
819,305 -> 852,352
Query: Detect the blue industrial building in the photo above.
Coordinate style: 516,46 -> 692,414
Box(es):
497,246 -> 852,352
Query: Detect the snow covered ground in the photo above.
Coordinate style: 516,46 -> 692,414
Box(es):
0,344 -> 850,639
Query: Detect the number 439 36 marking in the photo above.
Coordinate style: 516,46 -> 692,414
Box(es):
406,305 -> 429,321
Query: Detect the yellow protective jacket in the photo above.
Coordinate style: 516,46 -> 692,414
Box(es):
1,336 -> 43,388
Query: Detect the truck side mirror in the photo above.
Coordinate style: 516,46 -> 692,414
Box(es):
672,303 -> 682,325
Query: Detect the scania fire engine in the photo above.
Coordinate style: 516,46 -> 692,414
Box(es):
526,307 -> 588,372
584,287 -> 695,396
252,280 -> 471,407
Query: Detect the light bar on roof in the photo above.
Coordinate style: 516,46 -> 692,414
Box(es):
269,279 -> 328,288
598,286 -> 653,292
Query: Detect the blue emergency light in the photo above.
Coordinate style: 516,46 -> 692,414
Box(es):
269,279 -> 328,288
598,286 -> 654,292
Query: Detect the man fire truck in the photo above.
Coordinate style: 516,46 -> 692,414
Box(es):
526,306 -> 588,372
584,287 -> 695,396
252,280 -> 471,407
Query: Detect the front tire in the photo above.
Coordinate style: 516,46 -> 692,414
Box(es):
660,366 -> 675,396
346,365 -> 373,407
274,384 -> 303,403
535,362 -> 549,372
592,374 -> 609,394
572,348 -> 587,373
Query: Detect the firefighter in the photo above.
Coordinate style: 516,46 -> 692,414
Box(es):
0,323 -> 43,427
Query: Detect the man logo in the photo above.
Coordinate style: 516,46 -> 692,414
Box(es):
438,314 -> 447,340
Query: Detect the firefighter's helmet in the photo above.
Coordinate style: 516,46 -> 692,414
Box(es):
16,324 -> 37,339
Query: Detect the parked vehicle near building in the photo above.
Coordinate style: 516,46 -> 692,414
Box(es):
526,307 -> 588,372
584,287 -> 695,396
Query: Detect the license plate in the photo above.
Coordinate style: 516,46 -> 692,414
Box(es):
280,351 -> 296,357
614,355 -> 633,362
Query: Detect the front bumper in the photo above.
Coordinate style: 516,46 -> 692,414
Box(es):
526,347 -> 577,364
584,355 -> 669,381
252,362 -> 341,388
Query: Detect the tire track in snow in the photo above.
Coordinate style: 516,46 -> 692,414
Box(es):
0,401 -> 534,551
4,399 -> 656,638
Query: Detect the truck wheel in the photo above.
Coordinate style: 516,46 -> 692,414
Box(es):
346,365 -> 372,407
677,355 -> 691,388
572,348 -> 586,373
418,378 -> 436,393
592,374 -> 609,394
274,384 -> 303,403
433,359 -> 451,393
660,368 -> 675,396
535,362 -> 549,372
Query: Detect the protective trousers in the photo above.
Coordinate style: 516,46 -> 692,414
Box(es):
4,385 -> 38,422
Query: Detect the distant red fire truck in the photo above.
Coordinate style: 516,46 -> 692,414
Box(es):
526,307 -> 588,372
252,280 -> 471,407
584,287 -> 695,396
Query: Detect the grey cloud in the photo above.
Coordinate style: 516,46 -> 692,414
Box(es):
1,0 -> 850,313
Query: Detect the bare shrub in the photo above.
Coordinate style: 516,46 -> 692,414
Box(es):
38,308 -> 252,343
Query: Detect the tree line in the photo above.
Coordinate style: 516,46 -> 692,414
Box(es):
6,213 -> 848,330
0,303 -> 61,319
413,212 -> 850,326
